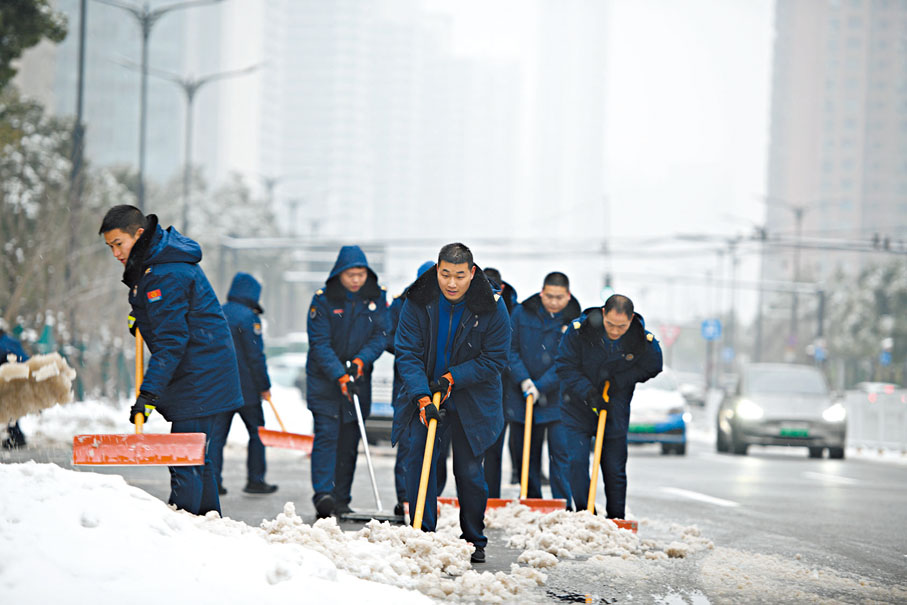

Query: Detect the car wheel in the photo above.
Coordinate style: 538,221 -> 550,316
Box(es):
808,447 -> 824,458
675,443 -> 686,456
660,443 -> 675,455
828,447 -> 845,459
730,427 -> 748,455
716,423 -> 729,453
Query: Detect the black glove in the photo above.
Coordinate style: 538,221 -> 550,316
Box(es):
130,391 -> 159,424
428,373 -> 453,403
417,395 -> 441,425
583,389 -> 605,416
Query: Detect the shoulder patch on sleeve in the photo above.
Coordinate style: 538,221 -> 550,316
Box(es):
381,285 -> 387,291
494,293 -> 501,302
309,306 -> 317,319
315,289 -> 324,296
646,332 -> 654,341
573,321 -> 582,330
253,322 -> 262,335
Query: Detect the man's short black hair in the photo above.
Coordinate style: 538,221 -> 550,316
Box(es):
98,205 -> 146,236
543,271 -> 570,290
604,294 -> 634,318
438,242 -> 474,269
483,267 -> 502,285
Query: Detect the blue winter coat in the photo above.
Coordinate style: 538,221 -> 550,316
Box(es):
305,245 -> 388,422
123,215 -> 243,422
392,267 -> 511,456
555,308 -> 662,437
0,333 -> 28,364
505,293 -> 581,424
223,273 -> 271,408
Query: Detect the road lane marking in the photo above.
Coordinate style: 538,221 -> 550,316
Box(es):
801,471 -> 859,485
661,487 -> 740,507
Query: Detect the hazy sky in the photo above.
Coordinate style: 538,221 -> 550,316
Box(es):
419,0 -> 774,322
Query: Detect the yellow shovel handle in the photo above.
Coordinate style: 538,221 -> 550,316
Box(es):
412,392 -> 441,530
587,381 -> 610,513
520,393 -> 534,499
264,393 -> 288,432
135,330 -> 144,435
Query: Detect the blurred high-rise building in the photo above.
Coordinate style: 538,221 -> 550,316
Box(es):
764,0 -> 907,284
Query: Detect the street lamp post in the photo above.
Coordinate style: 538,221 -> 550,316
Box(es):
95,0 -> 224,211
143,65 -> 257,233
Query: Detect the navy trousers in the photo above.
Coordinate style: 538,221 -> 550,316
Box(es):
482,424 -> 506,498
508,420 -> 571,505
405,409 -> 488,547
211,404 -> 268,487
169,412 -> 230,515
310,412 -> 360,508
563,421 -> 629,518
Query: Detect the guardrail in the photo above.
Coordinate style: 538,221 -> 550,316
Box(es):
843,388 -> 907,452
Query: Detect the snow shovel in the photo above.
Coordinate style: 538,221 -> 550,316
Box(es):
72,329 -> 206,467
587,381 -> 637,533
431,392 -> 566,515
257,393 -> 313,454
411,392 -> 442,530
337,371 -> 403,523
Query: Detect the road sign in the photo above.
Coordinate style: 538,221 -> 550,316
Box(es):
701,319 -> 722,341
880,351 -> 892,366
659,325 -> 681,347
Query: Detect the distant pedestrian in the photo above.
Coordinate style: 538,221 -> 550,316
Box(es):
1,322 -> 29,450
214,272 -> 278,495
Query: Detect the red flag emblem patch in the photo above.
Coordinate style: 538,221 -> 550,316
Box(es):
147,289 -> 162,303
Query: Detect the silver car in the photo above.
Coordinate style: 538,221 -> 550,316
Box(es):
716,363 -> 846,459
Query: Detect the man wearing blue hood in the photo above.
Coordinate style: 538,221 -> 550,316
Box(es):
555,294 -> 662,519
216,272 -> 277,495
393,243 -> 511,564
306,245 -> 388,519
100,205 -> 243,516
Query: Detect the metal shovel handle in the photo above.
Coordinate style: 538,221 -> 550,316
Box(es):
349,375 -> 382,511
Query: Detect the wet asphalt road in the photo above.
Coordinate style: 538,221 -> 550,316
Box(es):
4,414 -> 907,604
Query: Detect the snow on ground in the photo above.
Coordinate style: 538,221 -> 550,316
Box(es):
0,461 -> 429,605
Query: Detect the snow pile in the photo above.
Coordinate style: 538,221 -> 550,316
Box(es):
261,502 -> 548,603
0,462 -> 430,605
0,353 -> 76,424
699,546 -> 907,603
485,504 -> 713,564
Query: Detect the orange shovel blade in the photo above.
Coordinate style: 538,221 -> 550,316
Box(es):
257,427 -> 313,454
72,432 -> 206,466
438,496 -> 568,514
612,519 -> 638,533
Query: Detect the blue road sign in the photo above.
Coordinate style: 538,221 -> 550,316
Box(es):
701,319 -> 722,341
880,351 -> 892,366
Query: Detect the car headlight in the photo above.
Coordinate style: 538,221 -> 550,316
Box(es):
822,403 -> 846,423
736,398 -> 764,420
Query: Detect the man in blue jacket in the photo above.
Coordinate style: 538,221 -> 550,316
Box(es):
507,271 -> 580,505
386,260 -> 435,517
1,325 -> 29,449
216,272 -> 277,495
100,205 -> 243,516
393,243 -> 511,564
555,294 -> 662,519
305,245 -> 388,519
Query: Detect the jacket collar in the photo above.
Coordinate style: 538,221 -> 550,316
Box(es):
406,263 -> 498,315
122,214 -> 158,287
521,292 -> 581,325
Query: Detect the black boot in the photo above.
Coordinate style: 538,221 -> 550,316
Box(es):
470,546 -> 486,563
3,422 -> 26,449
243,481 -> 278,494
314,494 -> 335,519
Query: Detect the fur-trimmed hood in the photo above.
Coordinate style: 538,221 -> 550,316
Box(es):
520,292 -> 582,325
405,263 -> 499,315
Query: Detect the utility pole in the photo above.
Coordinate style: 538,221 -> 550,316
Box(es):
95,0 -> 224,210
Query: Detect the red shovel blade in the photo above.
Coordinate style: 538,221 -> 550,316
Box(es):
437,496 -> 568,514
258,427 -> 313,454
72,432 -> 206,466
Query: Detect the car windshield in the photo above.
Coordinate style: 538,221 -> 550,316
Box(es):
745,366 -> 828,396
